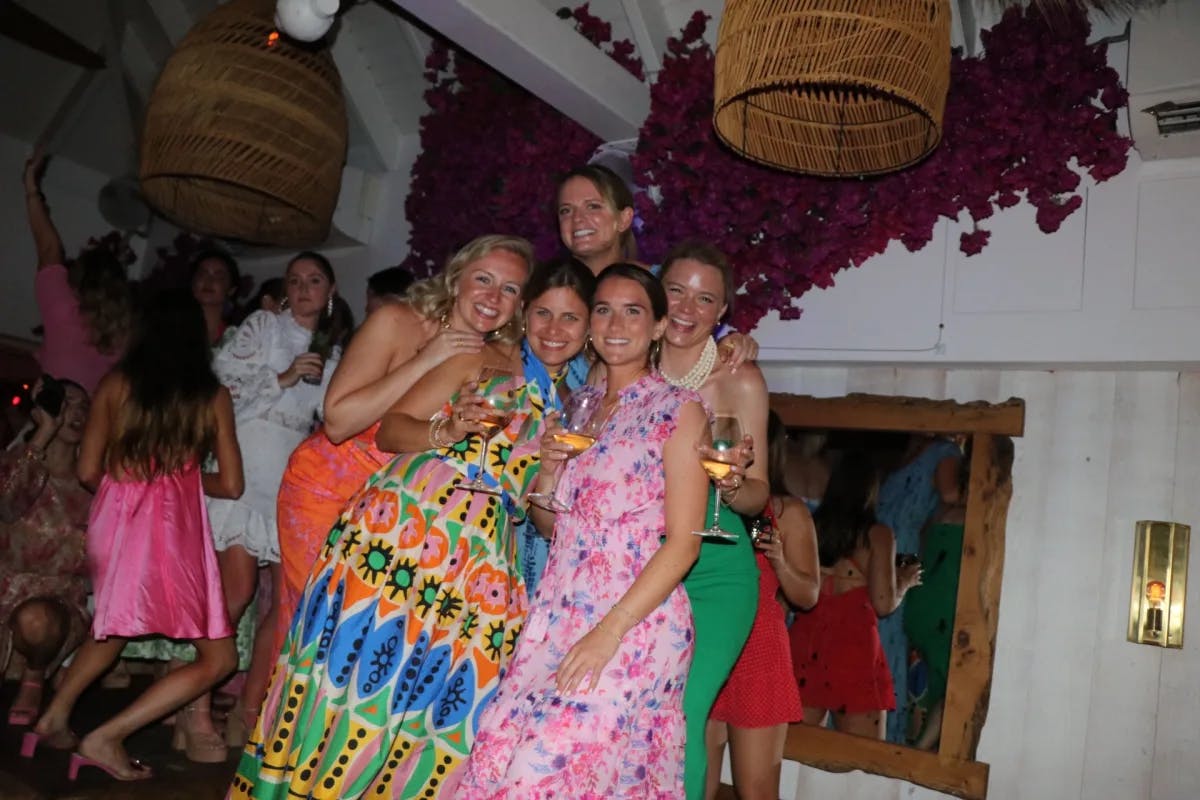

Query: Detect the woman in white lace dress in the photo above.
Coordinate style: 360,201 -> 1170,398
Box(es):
208,251 -> 348,743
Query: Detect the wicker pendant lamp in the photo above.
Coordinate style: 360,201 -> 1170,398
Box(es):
139,0 -> 347,247
713,0 -> 952,177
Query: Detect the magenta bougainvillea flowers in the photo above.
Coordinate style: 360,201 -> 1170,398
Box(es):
405,4 -> 1130,330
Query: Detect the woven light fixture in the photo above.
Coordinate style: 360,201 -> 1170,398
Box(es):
139,0 -> 347,247
713,0 -> 952,177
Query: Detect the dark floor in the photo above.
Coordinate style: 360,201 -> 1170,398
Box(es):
0,678 -> 237,800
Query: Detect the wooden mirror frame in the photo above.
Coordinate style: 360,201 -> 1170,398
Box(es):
771,393 -> 1024,800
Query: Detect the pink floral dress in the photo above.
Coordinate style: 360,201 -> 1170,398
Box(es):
458,373 -> 700,799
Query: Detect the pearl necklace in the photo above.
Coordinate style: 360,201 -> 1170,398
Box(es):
660,337 -> 718,391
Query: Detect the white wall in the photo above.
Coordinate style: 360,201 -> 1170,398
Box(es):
0,131 -> 114,342
753,364 -> 1200,800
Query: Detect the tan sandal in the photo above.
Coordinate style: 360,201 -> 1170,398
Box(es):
171,703 -> 227,763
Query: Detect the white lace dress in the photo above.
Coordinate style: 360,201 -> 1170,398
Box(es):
207,309 -> 338,564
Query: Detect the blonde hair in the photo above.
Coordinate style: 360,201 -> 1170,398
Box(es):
406,234 -> 534,344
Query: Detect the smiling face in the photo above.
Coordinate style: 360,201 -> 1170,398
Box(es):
191,257 -> 235,309
661,257 -> 728,349
525,286 -> 589,372
590,276 -> 667,370
449,248 -> 529,334
557,176 -> 633,271
57,384 -> 90,446
285,257 -> 335,324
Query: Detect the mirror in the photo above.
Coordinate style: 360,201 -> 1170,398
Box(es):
771,393 -> 1023,800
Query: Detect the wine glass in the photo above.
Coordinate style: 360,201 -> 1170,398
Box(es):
528,389 -> 606,512
461,367 -> 518,495
692,415 -> 743,540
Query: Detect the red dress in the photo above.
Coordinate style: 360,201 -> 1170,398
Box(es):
710,505 -> 803,728
789,561 -> 894,714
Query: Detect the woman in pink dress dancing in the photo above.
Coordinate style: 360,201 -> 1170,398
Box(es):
458,263 -> 710,799
27,289 -> 244,781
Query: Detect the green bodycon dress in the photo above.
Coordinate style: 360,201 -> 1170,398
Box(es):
682,498 -> 758,800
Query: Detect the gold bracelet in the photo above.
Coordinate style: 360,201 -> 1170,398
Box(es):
594,621 -> 622,644
610,604 -> 638,625
428,416 -> 449,449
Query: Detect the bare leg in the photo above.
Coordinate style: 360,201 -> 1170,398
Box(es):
913,700 -> 944,751
832,709 -> 886,740
238,563 -> 280,731
216,545 -> 258,742
35,637 -> 128,749
704,719 -> 729,800
8,598 -> 69,718
801,705 -> 828,727
727,723 -> 789,800
79,637 -> 236,778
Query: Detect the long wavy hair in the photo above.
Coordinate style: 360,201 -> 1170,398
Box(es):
67,247 -> 133,355
812,450 -> 880,567
407,234 -> 534,344
106,289 -> 220,480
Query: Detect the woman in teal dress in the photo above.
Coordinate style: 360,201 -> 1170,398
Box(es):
657,241 -> 768,800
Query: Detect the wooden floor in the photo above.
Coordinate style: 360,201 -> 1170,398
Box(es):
0,678 -> 237,800
1,678 -> 745,799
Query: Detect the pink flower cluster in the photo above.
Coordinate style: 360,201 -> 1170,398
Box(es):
405,4 -> 1130,330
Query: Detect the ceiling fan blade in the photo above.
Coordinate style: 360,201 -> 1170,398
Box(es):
0,0 -> 105,70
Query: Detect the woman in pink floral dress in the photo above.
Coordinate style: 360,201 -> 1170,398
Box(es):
458,264 -> 710,799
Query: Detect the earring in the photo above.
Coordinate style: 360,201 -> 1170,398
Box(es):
279,297 -> 289,311
326,295 -> 334,316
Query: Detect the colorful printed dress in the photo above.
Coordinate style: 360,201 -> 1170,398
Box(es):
457,373 -> 700,800
228,372 -> 544,800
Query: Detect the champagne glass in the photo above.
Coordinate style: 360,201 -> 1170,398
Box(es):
692,415 -> 743,540
462,367 -> 518,495
528,389 -> 605,512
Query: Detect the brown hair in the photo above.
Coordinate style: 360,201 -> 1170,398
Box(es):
557,165 -> 638,261
660,239 -> 735,312
67,247 -> 133,355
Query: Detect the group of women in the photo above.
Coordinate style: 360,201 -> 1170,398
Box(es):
6,155 -> 830,799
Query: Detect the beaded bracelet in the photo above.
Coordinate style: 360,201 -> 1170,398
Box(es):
428,416 -> 453,449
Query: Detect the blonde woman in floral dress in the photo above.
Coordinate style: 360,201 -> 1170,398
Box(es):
458,263 -> 709,798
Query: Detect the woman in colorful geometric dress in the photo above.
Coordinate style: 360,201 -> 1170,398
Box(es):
229,237 -> 536,800
270,238 -> 517,677
706,410 -> 820,800
458,263 -> 709,799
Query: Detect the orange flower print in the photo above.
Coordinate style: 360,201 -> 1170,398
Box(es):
397,502 -> 428,548
467,564 -> 509,616
420,528 -> 449,569
347,486 -> 380,525
443,535 -> 470,582
363,489 -> 400,533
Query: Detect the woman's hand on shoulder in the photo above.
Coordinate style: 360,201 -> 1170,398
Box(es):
716,331 -> 759,371
417,326 -> 484,369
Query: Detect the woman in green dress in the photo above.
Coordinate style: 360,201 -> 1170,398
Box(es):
657,241 -> 768,800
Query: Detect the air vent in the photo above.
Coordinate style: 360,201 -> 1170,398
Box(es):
1142,101 -> 1200,136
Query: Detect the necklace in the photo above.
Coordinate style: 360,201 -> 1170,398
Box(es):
660,337 -> 717,390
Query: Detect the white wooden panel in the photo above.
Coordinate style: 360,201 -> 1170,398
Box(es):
846,367 -> 901,395
979,370 -> 1057,800
1080,372 -> 1177,799
754,225 -> 947,356
951,199 -> 1086,314
1133,177 -> 1200,309
1153,371 -> 1200,800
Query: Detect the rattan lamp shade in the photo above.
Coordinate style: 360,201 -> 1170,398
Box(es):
139,0 -> 347,247
713,0 -> 952,177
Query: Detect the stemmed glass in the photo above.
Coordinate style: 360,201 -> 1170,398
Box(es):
692,415 -> 743,540
528,389 -> 605,512
462,367 -> 518,495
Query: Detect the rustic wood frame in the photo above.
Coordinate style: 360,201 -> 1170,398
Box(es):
770,393 -> 1024,800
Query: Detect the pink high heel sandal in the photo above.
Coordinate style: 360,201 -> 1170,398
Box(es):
67,751 -> 153,781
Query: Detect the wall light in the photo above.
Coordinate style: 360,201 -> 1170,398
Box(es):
1127,521 -> 1190,648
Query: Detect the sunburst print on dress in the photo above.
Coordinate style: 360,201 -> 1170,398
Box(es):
357,539 -> 395,586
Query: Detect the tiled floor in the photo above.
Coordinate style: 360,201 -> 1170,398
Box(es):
0,679 -> 237,800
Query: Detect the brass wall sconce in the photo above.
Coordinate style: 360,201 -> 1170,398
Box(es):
1128,521 -> 1189,648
